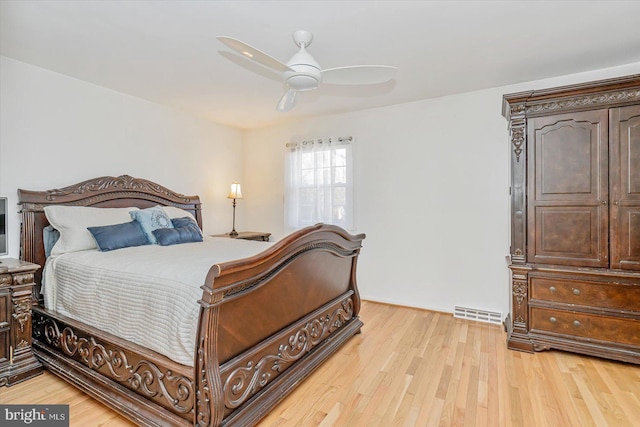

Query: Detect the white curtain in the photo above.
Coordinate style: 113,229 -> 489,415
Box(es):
285,137 -> 354,233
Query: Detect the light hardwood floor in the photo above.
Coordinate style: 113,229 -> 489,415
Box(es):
2,301 -> 640,426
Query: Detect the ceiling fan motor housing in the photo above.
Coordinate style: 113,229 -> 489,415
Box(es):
284,47 -> 321,91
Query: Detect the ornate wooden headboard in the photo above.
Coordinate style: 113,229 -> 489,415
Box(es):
18,175 -> 202,296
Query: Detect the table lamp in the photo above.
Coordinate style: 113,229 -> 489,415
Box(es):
227,183 -> 242,237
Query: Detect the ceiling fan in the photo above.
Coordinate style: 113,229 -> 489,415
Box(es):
217,30 -> 397,112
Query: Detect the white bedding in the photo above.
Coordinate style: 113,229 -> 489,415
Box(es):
42,236 -> 272,366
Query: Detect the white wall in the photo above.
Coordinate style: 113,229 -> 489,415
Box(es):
243,62 -> 640,316
2,53 -> 639,317
0,56 -> 244,258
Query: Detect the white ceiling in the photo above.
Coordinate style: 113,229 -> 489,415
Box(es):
2,1 -> 640,130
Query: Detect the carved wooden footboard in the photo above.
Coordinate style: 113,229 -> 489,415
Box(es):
196,224 -> 364,426
18,175 -> 365,427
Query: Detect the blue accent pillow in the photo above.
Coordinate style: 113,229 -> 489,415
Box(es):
87,220 -> 149,252
43,225 -> 61,258
171,216 -> 199,228
171,217 -> 202,241
130,206 -> 174,244
152,223 -> 203,246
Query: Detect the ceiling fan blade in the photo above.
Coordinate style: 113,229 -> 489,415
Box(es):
217,36 -> 293,73
321,65 -> 397,85
276,89 -> 298,112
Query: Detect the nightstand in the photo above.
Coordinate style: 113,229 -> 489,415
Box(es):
213,231 -> 271,242
0,258 -> 42,386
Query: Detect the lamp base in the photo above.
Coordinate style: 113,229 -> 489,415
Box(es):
228,230 -> 238,237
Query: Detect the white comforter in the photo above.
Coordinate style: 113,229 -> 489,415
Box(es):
42,237 -> 272,366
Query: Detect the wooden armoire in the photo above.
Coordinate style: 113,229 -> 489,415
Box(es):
503,75 -> 640,363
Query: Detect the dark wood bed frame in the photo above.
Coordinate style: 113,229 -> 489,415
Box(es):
17,175 -> 365,427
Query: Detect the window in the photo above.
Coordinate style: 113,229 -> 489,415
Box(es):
285,137 -> 354,232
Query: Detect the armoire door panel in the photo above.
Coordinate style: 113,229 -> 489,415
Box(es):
531,111 -> 608,203
625,210 -> 640,255
532,205 -> 606,266
540,126 -> 593,196
528,110 -> 609,267
611,105 -> 640,270
630,138 -> 640,194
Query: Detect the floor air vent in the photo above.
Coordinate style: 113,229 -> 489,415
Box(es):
454,306 -> 502,325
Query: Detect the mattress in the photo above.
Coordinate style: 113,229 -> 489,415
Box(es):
42,236 -> 272,366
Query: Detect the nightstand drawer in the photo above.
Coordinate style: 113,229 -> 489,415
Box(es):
530,276 -> 640,312
530,307 -> 640,346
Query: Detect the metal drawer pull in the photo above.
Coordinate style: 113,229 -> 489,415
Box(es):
549,286 -> 556,293
549,317 -> 557,323
572,288 -> 581,296
573,320 -> 581,327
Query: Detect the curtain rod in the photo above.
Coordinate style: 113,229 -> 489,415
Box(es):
286,136 -> 353,148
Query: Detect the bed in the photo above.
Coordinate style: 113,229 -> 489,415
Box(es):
17,175 -> 365,427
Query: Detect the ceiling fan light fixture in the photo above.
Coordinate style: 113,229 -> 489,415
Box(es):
286,74 -> 318,91
285,65 -> 321,91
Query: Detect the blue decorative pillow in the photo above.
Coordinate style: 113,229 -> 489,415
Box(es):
172,217 -> 202,242
152,223 -> 203,246
87,221 -> 149,252
171,216 -> 199,229
130,206 -> 174,244
43,225 -> 61,258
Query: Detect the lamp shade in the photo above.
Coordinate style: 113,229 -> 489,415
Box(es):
227,183 -> 243,199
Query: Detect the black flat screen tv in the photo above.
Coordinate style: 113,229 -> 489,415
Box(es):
0,197 -> 7,256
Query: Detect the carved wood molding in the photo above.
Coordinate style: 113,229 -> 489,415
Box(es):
19,175 -> 202,211
12,273 -> 35,286
504,75 -> 640,120
21,192 -> 193,212
194,297 -> 223,427
222,297 -> 354,410
510,125 -> 525,163
33,312 -> 195,416
513,281 -> 527,314
512,248 -> 525,264
12,297 -> 31,333
526,88 -> 640,115
508,103 -> 527,263
195,336 -> 214,427
45,175 -> 192,202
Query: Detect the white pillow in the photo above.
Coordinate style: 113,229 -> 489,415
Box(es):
44,205 -> 140,256
162,206 -> 197,222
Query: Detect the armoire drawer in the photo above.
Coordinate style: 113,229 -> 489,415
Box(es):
530,307 -> 640,346
530,276 -> 640,312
